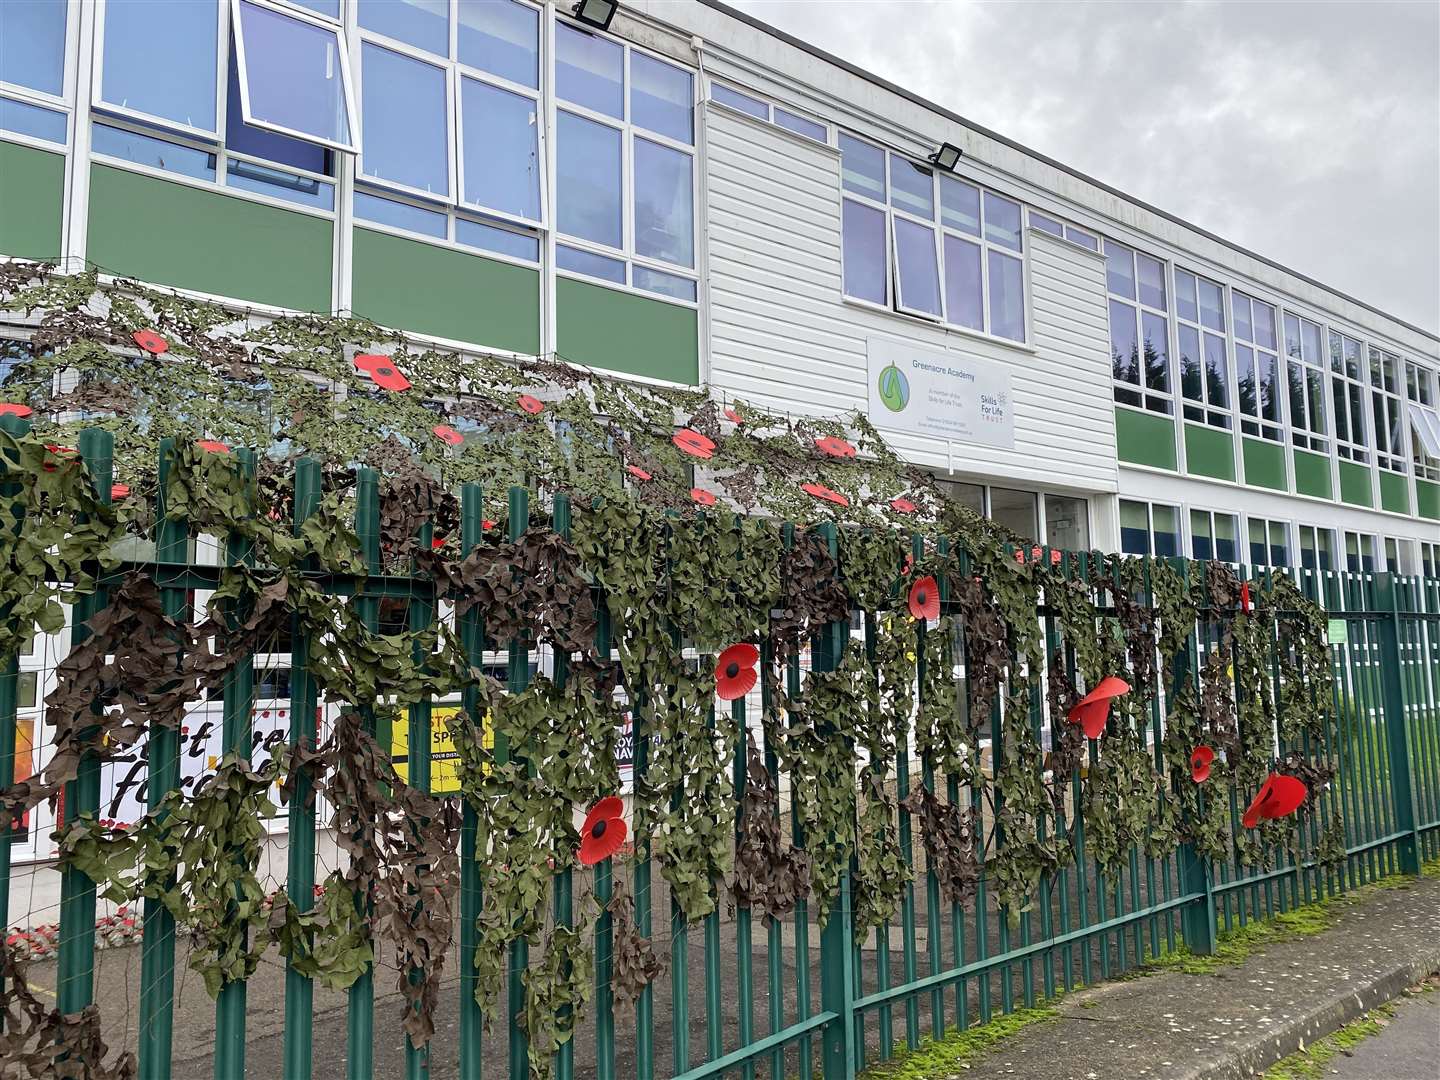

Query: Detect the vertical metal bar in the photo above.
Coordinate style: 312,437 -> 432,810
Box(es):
283,458 -> 322,1080
551,495 -> 574,1080
892,552 -> 921,1048
458,483 -> 484,1080
759,638 -> 784,1080
214,448 -> 257,1080
1374,573 -> 1422,875
406,512 -> 436,1080
732,685 -> 754,1080
861,609 -> 894,1055
348,467 -> 381,1080
0,413 -> 27,935
1071,554 -> 1093,989
504,487 -> 531,1080
783,524 -> 812,1080
1173,559 -> 1216,955
913,533 -> 944,1035
55,429 -> 112,1031
138,435 -> 187,1080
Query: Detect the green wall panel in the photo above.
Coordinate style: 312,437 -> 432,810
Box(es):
1378,471 -> 1409,515
87,164 -> 332,311
0,141 -> 64,261
1338,460 -> 1373,507
1292,449 -> 1331,499
1417,479 -> 1439,520
352,229 -> 540,354
556,277 -> 698,384
1115,409 -> 1177,471
1241,437 -> 1286,490
1184,423 -> 1235,481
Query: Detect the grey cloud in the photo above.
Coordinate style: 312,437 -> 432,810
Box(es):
727,0 -> 1440,334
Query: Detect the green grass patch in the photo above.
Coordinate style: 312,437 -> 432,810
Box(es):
1260,1000 -> 1398,1079
857,1005 -> 1058,1080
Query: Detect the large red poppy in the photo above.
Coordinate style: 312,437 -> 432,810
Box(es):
690,487 -> 717,507
1067,676 -> 1130,739
626,464 -> 652,481
132,329 -> 169,355
715,643 -> 760,701
1190,745 -> 1215,784
673,428 -> 716,459
362,359 -> 411,392
518,394 -> 545,415
814,435 -> 856,458
433,424 -> 463,446
42,445 -> 76,473
724,407 -> 744,425
110,483 -> 131,500
578,797 -> 627,865
801,481 -> 849,507
353,353 -> 389,373
195,440 -> 230,454
0,403 -> 32,418
1242,773 -> 1307,829
908,575 -> 940,621
890,497 -> 917,514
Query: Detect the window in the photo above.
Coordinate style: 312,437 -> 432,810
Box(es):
1107,241 -> 1171,414
937,479 -> 985,517
1232,291 -> 1282,441
1407,361 -> 1436,406
1247,517 -> 1289,568
1421,541 -> 1439,578
231,0 -> 357,151
1297,525 -> 1335,571
1329,331 -> 1369,463
1344,531 -> 1377,573
1030,212 -> 1063,238
16,671 -> 37,710
1,96 -> 67,145
1,0 -> 67,99
98,0 -> 221,135
1383,537 -> 1415,575
1120,500 -> 1178,557
556,23 -> 696,302
707,82 -> 829,144
1175,268 -> 1230,428
1064,224 -> 1100,251
1284,312 -> 1329,453
989,487 -> 1037,542
840,133 -> 1027,342
1189,509 -> 1238,562
1044,494 -> 1090,552
1367,347 -> 1405,474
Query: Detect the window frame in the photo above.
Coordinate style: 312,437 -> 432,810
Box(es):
1119,498 -> 1181,557
705,79 -> 830,145
1296,524 -> 1337,572
1174,266 -> 1232,429
1188,506 -> 1239,563
1367,345 -> 1407,475
1328,329 -> 1370,464
1106,239 -> 1173,416
0,0 -> 77,141
1343,530 -> 1378,574
1283,310 -> 1330,454
1231,290 -> 1284,442
1244,515 -> 1290,569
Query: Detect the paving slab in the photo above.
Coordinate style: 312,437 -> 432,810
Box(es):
1325,986 -> 1440,1080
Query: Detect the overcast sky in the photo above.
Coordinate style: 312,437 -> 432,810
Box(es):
727,0 -> 1440,335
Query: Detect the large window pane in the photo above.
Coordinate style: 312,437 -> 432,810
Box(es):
939,175 -> 980,235
839,133 -> 885,200
1141,310 -> 1169,392
630,53 -> 692,144
1,0 -> 66,96
362,43 -> 448,196
91,121 -> 216,181
1249,520 -> 1268,566
942,234 -> 983,331
556,22 -> 622,118
1198,278 -> 1225,331
226,47 -> 328,172
890,157 -> 934,219
557,111 -> 621,247
841,199 -> 886,304
1190,509 -> 1213,560
633,137 -> 693,267
458,0 -> 539,88
987,250 -> 1025,342
1214,514 -> 1238,562
1104,240 -> 1135,299
1137,253 -> 1166,310
893,218 -> 940,316
1152,505 -> 1179,557
358,0 -> 448,55
1178,324 -> 1202,401
462,77 -> 540,220
1175,269 -> 1198,322
1045,495 -> 1089,552
1109,300 -> 1139,385
1120,500 -> 1150,555
990,487 -> 1037,541
1203,332 -> 1228,408
235,0 -> 354,148
984,192 -> 1022,251
100,0 -> 218,132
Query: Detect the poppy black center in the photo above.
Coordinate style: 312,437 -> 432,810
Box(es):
377,366 -> 394,377
917,591 -> 928,605
591,820 -> 607,838
725,662 -> 740,678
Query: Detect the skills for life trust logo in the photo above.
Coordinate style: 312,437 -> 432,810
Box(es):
877,363 -> 910,413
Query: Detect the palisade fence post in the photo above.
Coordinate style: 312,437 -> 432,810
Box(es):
504,485 -> 532,1080
0,412 -> 27,940
55,429 -> 112,1046
138,434 -> 187,1080
1172,558 -> 1217,955
458,482 -> 485,1079
1373,572 -> 1421,876
813,521 -> 857,1080
406,512 -> 437,1080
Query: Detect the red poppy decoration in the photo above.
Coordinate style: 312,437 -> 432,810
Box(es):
1190,745 -> 1215,784
196,440 -> 230,454
902,552 -> 914,577
890,497 -> 917,514
626,464 -> 653,481
431,536 -> 447,551
0,403 -> 32,418
690,487 -> 717,507
673,428 -> 716,459
1242,773 -> 1307,829
364,360 -> 411,392
724,407 -> 744,425
715,642 -> 760,701
815,435 -> 856,458
1240,582 -> 1252,614
1067,676 -> 1131,739
1050,550 -> 1062,566
801,481 -> 849,507
433,424 -> 463,446
1014,549 -> 1026,564
482,519 -> 497,530
908,575 -> 940,621
110,483 -> 130,500
353,353 -> 388,373
132,329 -> 168,355
578,797 -> 627,865
518,394 -> 544,415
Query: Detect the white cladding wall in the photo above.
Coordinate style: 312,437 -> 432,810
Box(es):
704,104 -> 1119,495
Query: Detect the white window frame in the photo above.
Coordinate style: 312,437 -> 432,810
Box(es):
1106,239 -> 1173,416
0,0 -> 79,154
230,0 -> 360,154
1244,515 -> 1291,569
1119,499 -> 1181,558
1344,530 -> 1378,574
1368,346 -> 1407,475
351,184 -> 543,270
1283,310 -> 1331,455
1174,266 -> 1232,430
1232,290 -> 1284,442
705,79 -> 830,145
1296,524 -> 1337,572
1187,506 -> 1239,563
1329,329 -> 1370,464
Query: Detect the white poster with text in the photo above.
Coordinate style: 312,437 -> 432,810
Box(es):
866,338 -> 1015,449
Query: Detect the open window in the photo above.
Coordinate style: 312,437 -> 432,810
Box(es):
230,0 -> 358,153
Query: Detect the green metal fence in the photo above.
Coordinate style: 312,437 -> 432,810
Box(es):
1,425 -> 1438,1080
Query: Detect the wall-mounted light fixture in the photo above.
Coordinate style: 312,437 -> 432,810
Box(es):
928,142 -> 963,172
572,0 -> 619,31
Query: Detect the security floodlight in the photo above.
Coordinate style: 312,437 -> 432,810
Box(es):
572,0 -> 619,31
928,142 -> 963,171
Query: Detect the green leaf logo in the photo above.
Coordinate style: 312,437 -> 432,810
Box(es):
877,363 -> 910,413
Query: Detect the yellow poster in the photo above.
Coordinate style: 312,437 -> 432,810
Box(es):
391,705 -> 491,794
